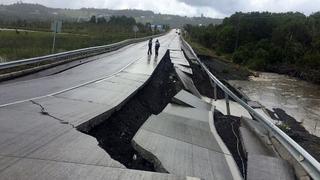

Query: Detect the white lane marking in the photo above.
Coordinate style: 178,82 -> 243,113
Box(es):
0,33 -> 175,108
0,43 -> 144,87
0,56 -> 143,108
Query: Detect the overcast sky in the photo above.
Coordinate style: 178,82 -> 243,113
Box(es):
1,0 -> 320,18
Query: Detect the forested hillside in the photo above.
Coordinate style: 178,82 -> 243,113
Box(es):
0,3 -> 222,28
184,12 -> 320,84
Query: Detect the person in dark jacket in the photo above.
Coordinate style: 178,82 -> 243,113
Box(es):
147,38 -> 153,55
155,39 -> 160,56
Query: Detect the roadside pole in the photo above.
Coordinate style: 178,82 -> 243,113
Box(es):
51,20 -> 62,54
133,25 -> 139,38
52,24 -> 57,53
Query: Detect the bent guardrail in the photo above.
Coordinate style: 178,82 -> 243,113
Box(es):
0,33 -> 164,71
180,36 -> 320,179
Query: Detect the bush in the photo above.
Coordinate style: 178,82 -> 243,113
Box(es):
254,48 -> 269,60
222,69 -> 229,74
302,52 -> 320,69
184,12 -> 320,82
247,58 -> 266,70
232,46 -> 251,64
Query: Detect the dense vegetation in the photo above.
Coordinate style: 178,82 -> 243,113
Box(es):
184,12 -> 320,83
0,16 -> 160,61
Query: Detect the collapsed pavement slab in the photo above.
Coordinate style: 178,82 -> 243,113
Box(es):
169,50 -> 190,67
174,64 -> 193,75
169,49 -> 200,98
173,90 -> 212,111
247,155 -> 295,180
170,50 -> 185,59
163,103 -> 209,123
201,97 -> 251,118
174,68 -> 201,98
239,124 -> 276,157
240,117 -> 295,180
133,100 -> 243,180
181,42 -> 197,61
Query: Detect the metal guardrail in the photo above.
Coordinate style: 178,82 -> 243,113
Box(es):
0,33 -> 164,71
180,36 -> 320,179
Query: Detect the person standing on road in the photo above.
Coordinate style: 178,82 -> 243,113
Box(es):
155,39 -> 160,56
147,38 -> 153,55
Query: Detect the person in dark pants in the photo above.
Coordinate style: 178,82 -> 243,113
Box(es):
147,38 -> 153,55
155,39 -> 160,56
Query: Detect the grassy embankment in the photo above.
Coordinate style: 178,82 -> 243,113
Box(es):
0,15 -> 161,62
0,30 -> 152,62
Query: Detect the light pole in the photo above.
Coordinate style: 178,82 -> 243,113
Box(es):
51,13 -> 62,54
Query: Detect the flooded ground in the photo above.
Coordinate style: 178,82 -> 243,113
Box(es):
229,72 -> 320,137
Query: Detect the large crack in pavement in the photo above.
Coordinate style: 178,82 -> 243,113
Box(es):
83,51 -> 183,171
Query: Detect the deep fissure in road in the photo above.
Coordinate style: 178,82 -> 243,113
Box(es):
84,51 -> 183,171
214,112 -> 247,177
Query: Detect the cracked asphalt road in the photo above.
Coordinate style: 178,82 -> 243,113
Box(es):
0,32 -> 177,107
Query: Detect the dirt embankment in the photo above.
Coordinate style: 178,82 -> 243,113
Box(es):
267,64 -> 320,85
198,55 -> 252,81
196,53 -> 320,162
85,51 -> 183,171
188,54 -> 250,101
270,108 -> 320,162
184,52 -> 247,177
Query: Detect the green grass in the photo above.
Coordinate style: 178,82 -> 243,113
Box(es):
0,30 -> 150,62
184,36 -> 233,63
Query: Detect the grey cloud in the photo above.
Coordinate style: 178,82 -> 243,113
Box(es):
2,0 -> 320,18
177,0 -> 244,14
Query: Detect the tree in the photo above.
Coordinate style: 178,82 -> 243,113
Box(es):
89,15 -> 96,23
97,17 -> 107,24
217,25 -> 236,53
183,11 -> 320,81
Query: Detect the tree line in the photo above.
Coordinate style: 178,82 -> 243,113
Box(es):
0,15 -> 166,61
0,15 -> 164,35
184,12 -> 320,83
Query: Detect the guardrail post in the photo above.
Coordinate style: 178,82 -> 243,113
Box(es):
213,83 -> 217,101
225,92 -> 231,115
210,79 -> 218,101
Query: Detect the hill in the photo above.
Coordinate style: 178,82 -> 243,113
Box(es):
184,12 -> 320,84
0,3 -> 222,27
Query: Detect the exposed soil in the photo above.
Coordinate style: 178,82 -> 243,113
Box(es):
197,53 -> 320,163
85,51 -> 183,171
198,55 -> 252,81
214,111 -> 247,177
267,64 -> 320,85
187,57 -> 224,99
185,54 -> 248,101
272,108 -> 320,162
183,50 -> 247,177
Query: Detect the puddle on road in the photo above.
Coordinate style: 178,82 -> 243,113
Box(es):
229,72 -> 320,137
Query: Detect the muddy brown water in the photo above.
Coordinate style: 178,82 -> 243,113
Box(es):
229,72 -> 320,137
